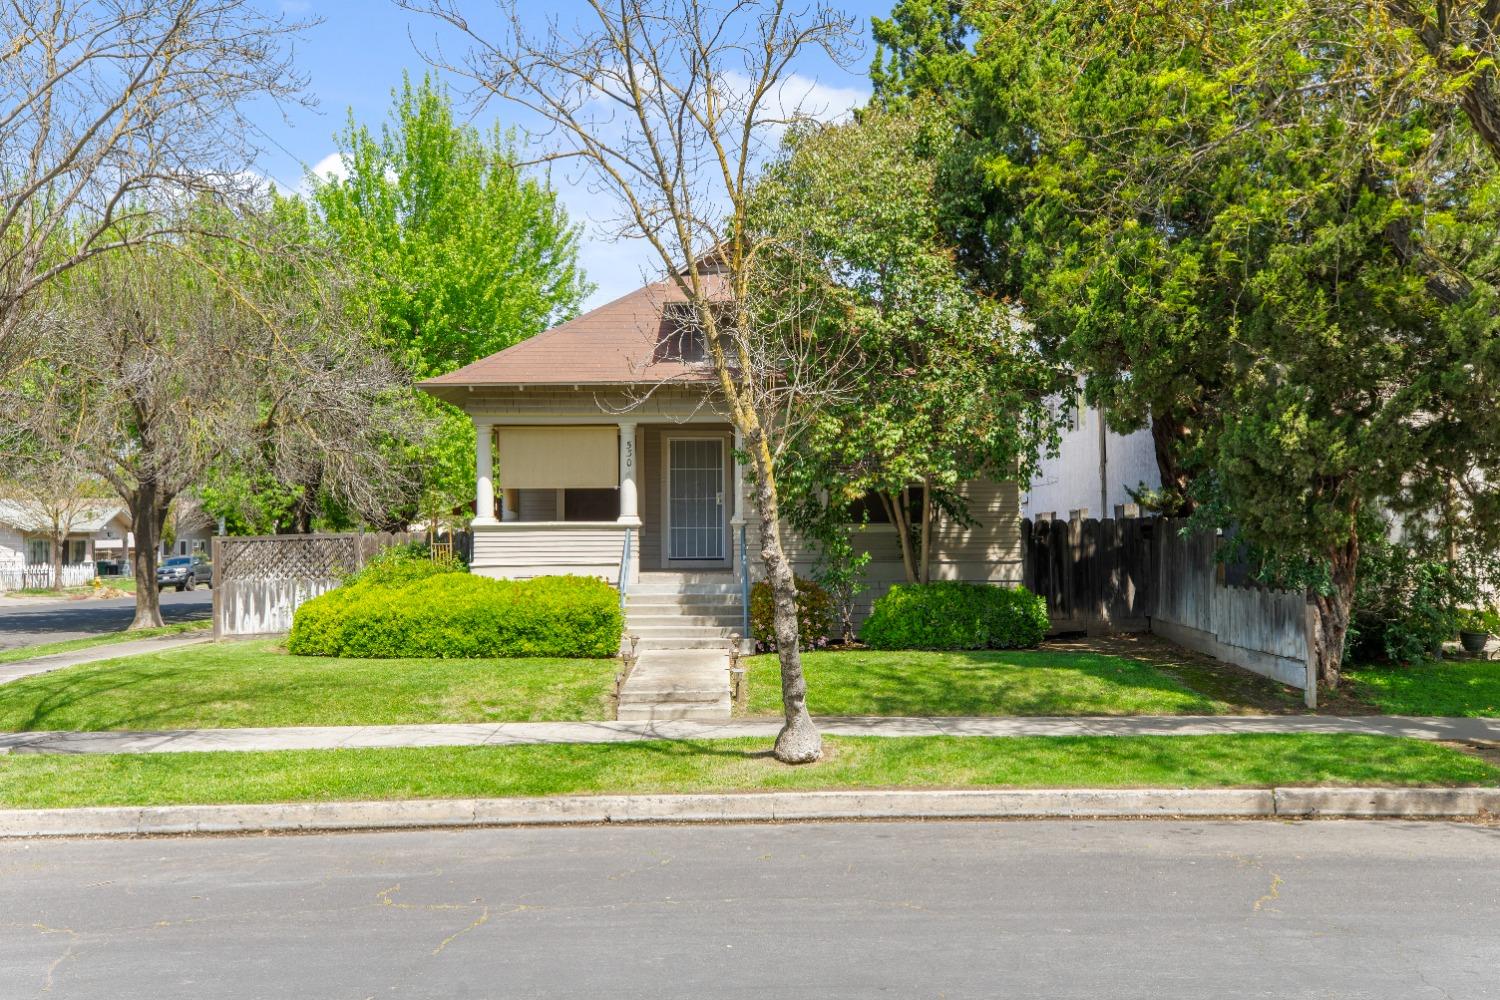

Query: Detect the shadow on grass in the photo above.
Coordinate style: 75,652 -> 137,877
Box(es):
750,649 -> 1224,717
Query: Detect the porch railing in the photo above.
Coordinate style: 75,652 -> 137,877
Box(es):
618,526 -> 633,609
738,523 -> 750,643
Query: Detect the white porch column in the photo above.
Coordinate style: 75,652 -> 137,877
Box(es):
473,418 -> 497,525
617,420 -> 641,526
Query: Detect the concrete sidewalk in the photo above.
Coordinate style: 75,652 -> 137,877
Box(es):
2,713 -> 1497,755
0,632 -> 212,685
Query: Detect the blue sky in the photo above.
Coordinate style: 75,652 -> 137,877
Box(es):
250,1 -> 888,307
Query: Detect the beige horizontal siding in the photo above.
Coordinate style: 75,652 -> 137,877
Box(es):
471,523 -> 627,582
744,478 -> 1024,623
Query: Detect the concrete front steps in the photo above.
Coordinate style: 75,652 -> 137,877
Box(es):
624,573 -> 748,654
617,572 -> 745,721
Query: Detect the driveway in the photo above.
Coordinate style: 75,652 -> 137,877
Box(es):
0,589 -> 211,651
1,820 -> 1496,998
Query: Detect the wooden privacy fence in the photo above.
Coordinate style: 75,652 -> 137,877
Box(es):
1023,516 -> 1316,704
212,531 -> 439,638
1021,517 -> 1154,633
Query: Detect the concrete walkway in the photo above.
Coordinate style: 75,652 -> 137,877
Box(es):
0,631 -> 212,685
616,649 -> 732,721
2,713 -> 1497,755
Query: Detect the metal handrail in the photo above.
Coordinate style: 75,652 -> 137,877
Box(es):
618,526 -> 633,609
738,523 -> 750,643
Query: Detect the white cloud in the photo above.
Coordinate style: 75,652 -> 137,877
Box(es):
308,151 -> 350,184
766,72 -> 869,124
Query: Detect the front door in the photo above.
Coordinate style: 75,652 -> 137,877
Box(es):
667,437 -> 725,561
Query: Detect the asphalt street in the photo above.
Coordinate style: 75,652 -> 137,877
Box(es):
2,819 -> 1497,999
0,590 -> 211,651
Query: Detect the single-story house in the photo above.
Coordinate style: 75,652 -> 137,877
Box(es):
419,270 -> 1024,621
0,500 -> 133,589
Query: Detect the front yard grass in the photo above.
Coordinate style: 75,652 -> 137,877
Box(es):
1347,659 -> 1500,717
0,620 -> 210,666
744,647 -> 1243,717
10,577 -> 136,598
0,734 -> 1490,809
0,639 -> 619,731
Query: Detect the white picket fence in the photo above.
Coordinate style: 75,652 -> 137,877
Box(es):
0,562 -> 97,590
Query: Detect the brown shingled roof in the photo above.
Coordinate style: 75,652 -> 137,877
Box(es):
417,277 -> 724,394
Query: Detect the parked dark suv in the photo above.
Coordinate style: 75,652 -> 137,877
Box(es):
157,554 -> 212,592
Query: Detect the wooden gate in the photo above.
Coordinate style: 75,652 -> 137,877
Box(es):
1022,516 -> 1154,635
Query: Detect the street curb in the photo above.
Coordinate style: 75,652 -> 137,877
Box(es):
0,787 -> 1495,837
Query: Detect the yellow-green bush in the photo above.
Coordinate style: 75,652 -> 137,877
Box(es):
288,573 -> 622,659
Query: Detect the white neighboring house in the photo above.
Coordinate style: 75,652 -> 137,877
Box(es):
163,497 -> 217,558
0,501 -> 133,590
1023,395 -> 1161,521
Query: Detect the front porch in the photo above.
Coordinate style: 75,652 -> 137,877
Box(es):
468,416 -> 751,585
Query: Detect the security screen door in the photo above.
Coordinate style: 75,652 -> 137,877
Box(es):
668,437 -> 725,561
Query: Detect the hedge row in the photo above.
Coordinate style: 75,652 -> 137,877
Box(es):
859,581 -> 1048,651
288,572 -> 623,659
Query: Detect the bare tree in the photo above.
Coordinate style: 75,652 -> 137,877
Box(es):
0,447 -> 101,590
401,0 -> 859,761
2,211 -> 429,628
0,0 -> 310,362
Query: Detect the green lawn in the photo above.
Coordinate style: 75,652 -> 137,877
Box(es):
12,577 -> 136,597
745,649 -> 1235,717
0,639 -> 619,731
0,734 -> 1489,809
0,620 -> 210,666
1347,659 -> 1500,717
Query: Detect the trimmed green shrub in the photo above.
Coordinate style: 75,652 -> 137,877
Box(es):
750,576 -> 836,651
859,582 -> 1049,651
343,543 -> 465,589
288,573 -> 623,659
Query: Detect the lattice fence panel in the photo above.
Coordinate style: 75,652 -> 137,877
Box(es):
218,534 -> 365,583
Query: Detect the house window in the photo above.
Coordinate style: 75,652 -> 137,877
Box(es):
563,489 -> 619,522
656,303 -> 707,362
845,487 -> 926,525
25,538 -> 48,565
66,540 -> 88,565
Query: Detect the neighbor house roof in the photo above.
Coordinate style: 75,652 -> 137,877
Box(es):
0,501 -> 129,534
417,276 -> 726,401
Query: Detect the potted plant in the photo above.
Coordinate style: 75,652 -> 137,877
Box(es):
1456,608 -> 1498,654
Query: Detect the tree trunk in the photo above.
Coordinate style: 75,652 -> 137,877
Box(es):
882,490 -> 918,584
128,483 -> 172,629
748,432 -> 821,764
49,528 -> 64,591
1149,414 -> 1194,515
1307,527 -> 1360,688
918,477 -> 933,585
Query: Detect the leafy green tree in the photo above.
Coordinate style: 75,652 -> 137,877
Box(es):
313,74 -> 590,526
751,106 -> 1062,589
930,1 -> 1500,684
